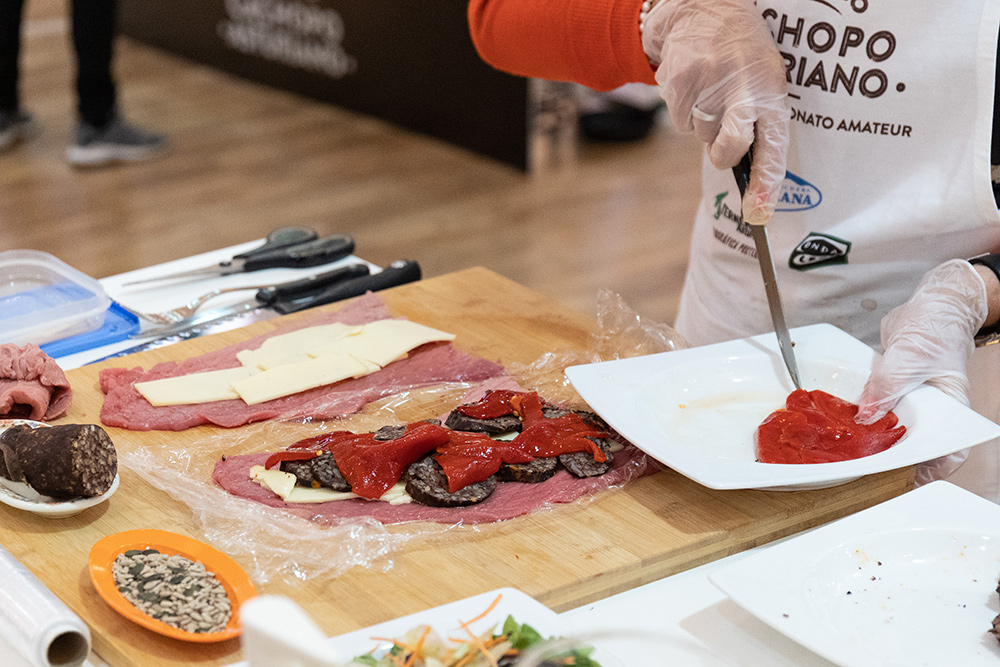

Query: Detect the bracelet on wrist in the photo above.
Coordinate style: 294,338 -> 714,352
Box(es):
968,253 -> 1000,343
639,0 -> 663,33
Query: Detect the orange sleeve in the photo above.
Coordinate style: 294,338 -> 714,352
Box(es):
467,0 -> 658,92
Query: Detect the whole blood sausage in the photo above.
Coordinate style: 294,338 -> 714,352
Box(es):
0,423 -> 117,498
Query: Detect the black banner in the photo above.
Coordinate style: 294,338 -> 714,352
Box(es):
119,0 -> 530,169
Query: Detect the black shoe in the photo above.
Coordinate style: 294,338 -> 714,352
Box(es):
67,113 -> 168,167
579,101 -> 664,142
0,110 -> 35,152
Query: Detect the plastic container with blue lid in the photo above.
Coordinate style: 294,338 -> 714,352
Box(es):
0,250 -> 111,346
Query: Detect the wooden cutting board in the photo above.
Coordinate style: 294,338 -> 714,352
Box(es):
0,268 -> 913,666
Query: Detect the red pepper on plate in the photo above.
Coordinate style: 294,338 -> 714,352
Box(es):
755,389 -> 906,464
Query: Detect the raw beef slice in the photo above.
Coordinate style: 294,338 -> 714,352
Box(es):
99,293 -> 504,431
0,343 -> 72,421
212,442 -> 655,525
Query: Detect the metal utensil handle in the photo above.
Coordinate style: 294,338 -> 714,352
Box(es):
255,264 -> 370,305
232,226 -> 319,261
243,235 -> 355,272
272,260 -> 421,314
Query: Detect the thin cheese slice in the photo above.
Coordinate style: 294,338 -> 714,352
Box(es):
250,465 -> 299,499
249,466 -> 412,504
311,319 -> 456,367
237,322 -> 363,369
231,351 -> 373,405
135,318 -> 458,408
134,366 -> 262,406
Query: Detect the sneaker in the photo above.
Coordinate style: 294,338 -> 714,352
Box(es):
0,110 -> 35,152
66,114 -> 167,167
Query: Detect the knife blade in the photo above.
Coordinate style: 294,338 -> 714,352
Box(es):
90,260 -> 422,362
732,151 -> 802,390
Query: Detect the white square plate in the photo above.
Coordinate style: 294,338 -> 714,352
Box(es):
565,323 -> 1000,490
708,482 -> 1000,666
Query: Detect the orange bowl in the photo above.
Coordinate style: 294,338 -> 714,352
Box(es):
89,529 -> 257,643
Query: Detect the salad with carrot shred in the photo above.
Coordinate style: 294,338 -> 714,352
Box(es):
349,595 -> 601,667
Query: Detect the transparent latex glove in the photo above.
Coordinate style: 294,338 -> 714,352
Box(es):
856,260 -> 988,483
641,0 -> 789,224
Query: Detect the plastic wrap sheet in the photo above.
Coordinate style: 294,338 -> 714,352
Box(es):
121,290 -> 689,584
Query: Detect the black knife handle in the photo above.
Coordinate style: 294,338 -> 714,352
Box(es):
732,149 -> 753,199
272,260 -> 422,314
243,235 -> 355,272
232,226 -> 318,261
254,263 -> 371,305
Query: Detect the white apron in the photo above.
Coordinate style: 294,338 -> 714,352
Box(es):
675,0 -> 1000,348
672,0 -> 1000,500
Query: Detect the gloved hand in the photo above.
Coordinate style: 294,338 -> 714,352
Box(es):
640,0 -> 789,224
856,259 -> 987,424
857,260 -> 988,421
856,260 -> 989,483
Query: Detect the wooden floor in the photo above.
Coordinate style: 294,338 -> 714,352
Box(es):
0,3 -> 704,325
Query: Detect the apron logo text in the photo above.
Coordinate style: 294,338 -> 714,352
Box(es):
775,171 -> 823,213
712,228 -> 758,258
792,107 -> 912,137
762,9 -> 901,99
789,232 -> 851,270
712,192 -> 749,231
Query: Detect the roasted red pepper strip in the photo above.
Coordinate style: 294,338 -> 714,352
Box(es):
433,414 -> 609,492
434,431 -> 534,493
453,389 -> 518,419
755,389 -> 906,464
263,450 -> 323,469
287,431 -> 357,450
510,391 -> 545,429
324,423 -> 452,499
262,399 -> 611,497
513,414 -> 608,461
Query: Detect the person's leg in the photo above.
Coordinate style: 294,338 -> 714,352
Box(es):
0,0 -> 26,112
0,0 -> 35,150
66,0 -> 166,166
71,0 -> 116,127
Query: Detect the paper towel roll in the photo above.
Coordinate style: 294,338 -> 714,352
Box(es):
0,545 -> 90,667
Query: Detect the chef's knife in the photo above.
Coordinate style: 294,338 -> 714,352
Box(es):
91,260 -> 422,362
732,151 -> 802,390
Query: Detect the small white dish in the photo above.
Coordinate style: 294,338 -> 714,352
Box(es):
565,323 -> 1000,490
0,419 -> 119,518
709,482 -> 1000,667
226,588 -> 617,666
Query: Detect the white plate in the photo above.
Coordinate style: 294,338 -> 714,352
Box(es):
0,419 -> 119,518
227,588 -> 617,666
565,323 -> 1000,490
709,482 -> 1000,666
